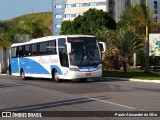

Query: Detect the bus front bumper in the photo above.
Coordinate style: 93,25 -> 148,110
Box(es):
59,69 -> 102,80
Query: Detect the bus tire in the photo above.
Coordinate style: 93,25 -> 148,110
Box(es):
20,69 -> 26,80
52,70 -> 61,82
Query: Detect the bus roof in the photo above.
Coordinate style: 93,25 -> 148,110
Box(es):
11,35 -> 96,47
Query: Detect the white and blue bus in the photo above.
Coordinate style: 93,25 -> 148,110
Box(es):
11,35 -> 106,82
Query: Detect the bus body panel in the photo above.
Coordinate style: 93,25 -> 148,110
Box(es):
11,58 -> 19,74
59,67 -> 102,80
11,55 -> 63,76
11,35 -> 104,80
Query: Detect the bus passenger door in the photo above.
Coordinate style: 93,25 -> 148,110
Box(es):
58,38 -> 69,77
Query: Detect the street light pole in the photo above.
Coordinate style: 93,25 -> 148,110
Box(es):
133,0 -> 137,69
134,0 -> 136,6
144,0 -> 150,72
144,26 -> 150,72
52,0 -> 54,35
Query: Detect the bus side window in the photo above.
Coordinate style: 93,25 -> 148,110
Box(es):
16,47 -> 19,57
11,47 -> 17,57
16,46 -> 23,57
39,42 -> 47,55
48,40 -> 56,54
31,44 -> 39,55
24,45 -> 30,56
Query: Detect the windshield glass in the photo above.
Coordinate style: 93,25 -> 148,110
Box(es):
68,37 -> 101,66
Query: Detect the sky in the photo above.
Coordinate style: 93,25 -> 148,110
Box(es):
0,0 -> 52,21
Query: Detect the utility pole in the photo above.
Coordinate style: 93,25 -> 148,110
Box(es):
144,0 -> 150,72
52,0 -> 54,35
144,26 -> 150,72
133,0 -> 137,69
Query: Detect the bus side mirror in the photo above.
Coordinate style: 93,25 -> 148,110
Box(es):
66,42 -> 71,54
99,42 -> 107,53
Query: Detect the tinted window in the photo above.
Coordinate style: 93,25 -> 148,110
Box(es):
11,47 -> 17,57
48,40 -> 56,54
58,38 -> 69,67
18,46 -> 23,57
31,44 -> 38,55
39,42 -> 47,54
24,45 -> 30,56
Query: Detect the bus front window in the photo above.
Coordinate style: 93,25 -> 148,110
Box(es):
68,37 -> 101,66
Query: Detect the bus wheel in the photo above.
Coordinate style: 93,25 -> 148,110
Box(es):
52,70 -> 60,82
20,69 -> 26,80
80,78 -> 87,82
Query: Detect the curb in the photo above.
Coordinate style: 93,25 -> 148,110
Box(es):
0,74 -> 8,76
1,75 -> 160,84
99,77 -> 160,84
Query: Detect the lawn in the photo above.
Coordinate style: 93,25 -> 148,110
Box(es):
102,70 -> 160,80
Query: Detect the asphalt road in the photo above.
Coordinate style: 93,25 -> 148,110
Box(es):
0,75 -> 160,120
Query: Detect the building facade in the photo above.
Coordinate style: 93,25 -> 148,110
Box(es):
52,0 -> 160,35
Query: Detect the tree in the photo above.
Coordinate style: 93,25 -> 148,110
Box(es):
118,4 -> 154,32
60,21 -> 75,35
15,20 -> 51,39
0,30 -> 18,72
96,28 -> 122,70
111,27 -> 143,72
118,4 -> 155,72
60,8 -> 116,35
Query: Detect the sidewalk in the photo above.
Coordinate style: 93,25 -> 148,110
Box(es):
100,77 -> 160,84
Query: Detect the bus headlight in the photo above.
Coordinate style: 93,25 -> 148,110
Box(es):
69,68 -> 79,71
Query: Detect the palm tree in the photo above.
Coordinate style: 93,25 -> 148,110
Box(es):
111,27 -> 143,72
118,4 -> 155,72
0,30 -> 17,73
118,4 -> 154,31
25,20 -> 51,39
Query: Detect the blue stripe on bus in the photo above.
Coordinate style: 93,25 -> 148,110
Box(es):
20,58 -> 50,74
11,58 -> 62,75
78,65 -> 98,69
11,58 -> 19,73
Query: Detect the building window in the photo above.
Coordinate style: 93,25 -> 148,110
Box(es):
76,3 -> 83,7
55,24 -> 61,28
82,3 -> 89,7
90,2 -> 97,6
55,4 -> 62,8
65,14 -> 72,18
66,4 -> 72,8
100,2 -> 106,5
55,14 -> 62,18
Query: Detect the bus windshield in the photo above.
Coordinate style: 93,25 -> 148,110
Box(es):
68,37 -> 101,66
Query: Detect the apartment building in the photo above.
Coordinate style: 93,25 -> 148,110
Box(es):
52,0 -> 160,35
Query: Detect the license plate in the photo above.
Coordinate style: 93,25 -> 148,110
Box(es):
86,73 -> 91,76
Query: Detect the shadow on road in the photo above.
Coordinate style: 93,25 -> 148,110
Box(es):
0,97 -> 98,111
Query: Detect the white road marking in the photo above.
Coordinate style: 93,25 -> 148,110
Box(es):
84,96 -> 146,111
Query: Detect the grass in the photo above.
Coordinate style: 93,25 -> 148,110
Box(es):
1,12 -> 52,31
102,70 -> 160,80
